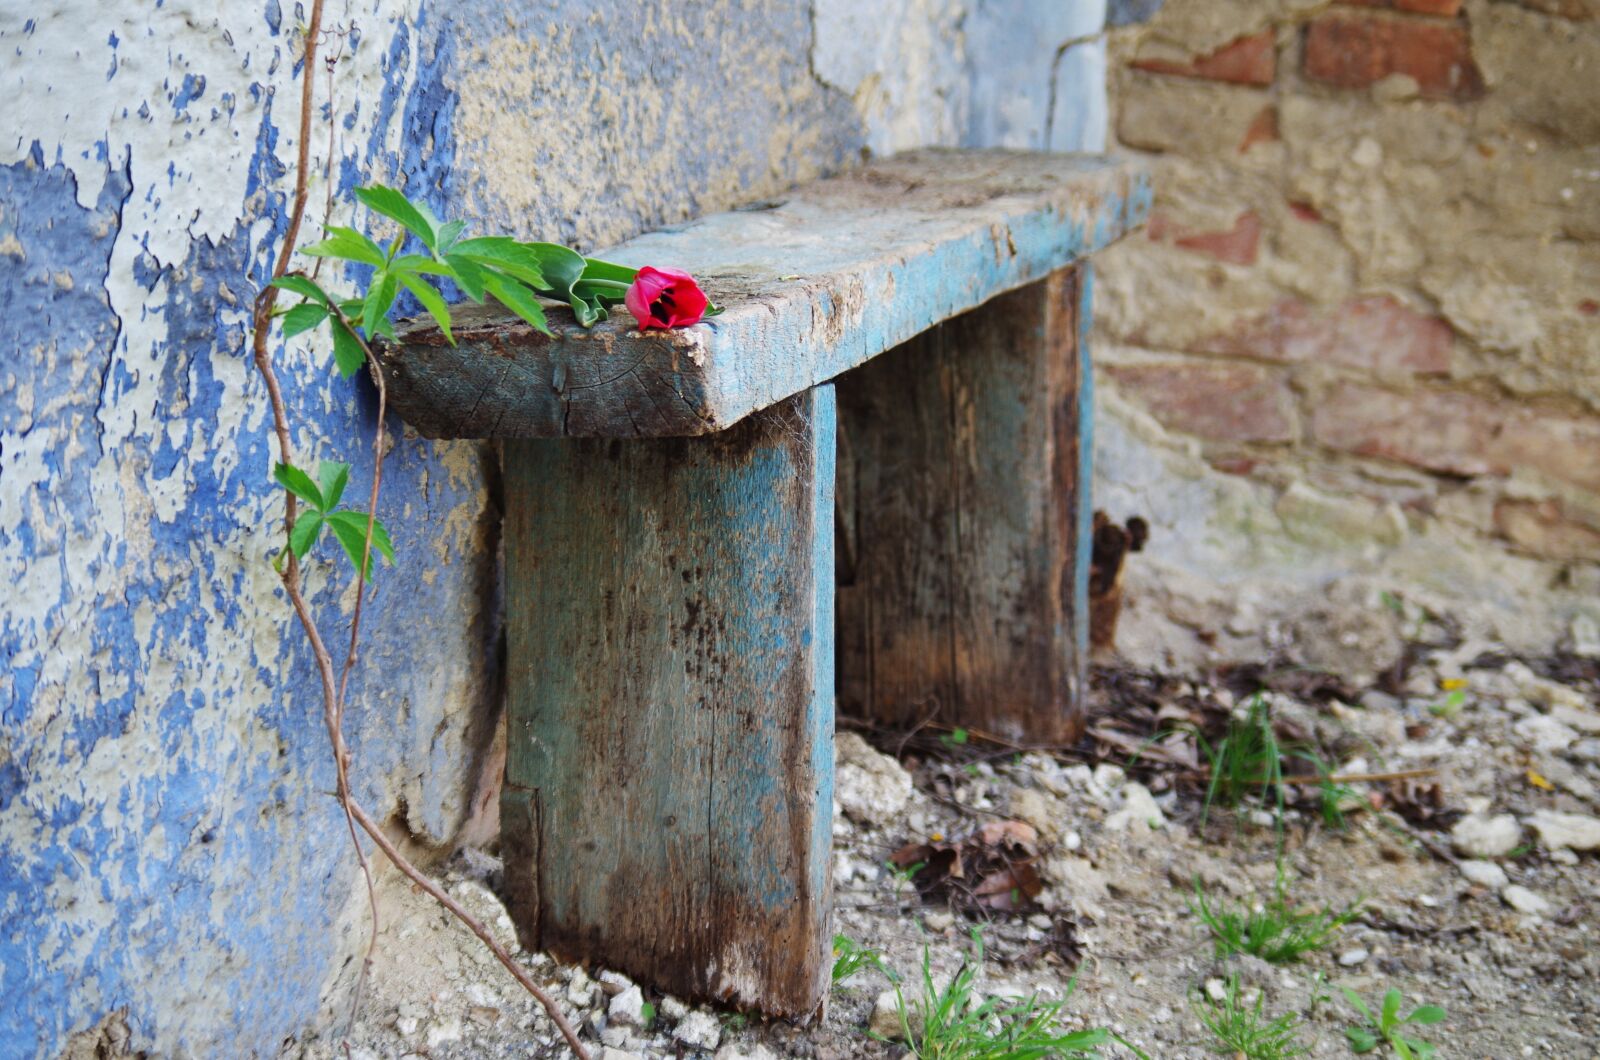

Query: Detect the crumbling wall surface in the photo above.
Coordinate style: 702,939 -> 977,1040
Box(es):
1095,0 -> 1600,663
0,1 -> 1108,1056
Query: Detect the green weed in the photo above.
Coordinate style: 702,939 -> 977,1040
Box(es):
1190,875 -> 1362,964
1340,986 -> 1445,1058
832,934 -> 896,984
1196,694 -> 1288,829
1190,975 -> 1310,1059
843,929 -> 1111,1058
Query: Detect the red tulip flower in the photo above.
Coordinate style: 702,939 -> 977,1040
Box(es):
625,266 -> 710,329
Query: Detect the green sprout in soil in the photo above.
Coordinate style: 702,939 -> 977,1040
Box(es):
1341,986 -> 1446,1059
837,929 -> 1113,1058
1190,975 -> 1310,1059
1197,694 -> 1289,829
1191,874 -> 1362,964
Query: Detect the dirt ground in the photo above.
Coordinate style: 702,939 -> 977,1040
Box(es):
288,607 -> 1600,1059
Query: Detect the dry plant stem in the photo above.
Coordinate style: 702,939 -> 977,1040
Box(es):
245,13 -> 590,1058
1180,767 -> 1439,787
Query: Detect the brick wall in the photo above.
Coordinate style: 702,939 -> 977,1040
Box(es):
1094,0 -> 1600,656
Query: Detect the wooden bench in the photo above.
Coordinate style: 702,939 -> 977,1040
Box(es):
378,149 -> 1149,1020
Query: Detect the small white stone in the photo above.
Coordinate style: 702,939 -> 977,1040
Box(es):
1451,814 -> 1522,859
673,1011 -> 722,1052
1502,885 -> 1555,917
599,1049 -> 644,1060
1458,859 -> 1510,891
423,1016 -> 462,1049
1516,714 -> 1580,753
566,969 -> 595,1007
1571,614 -> 1600,657
608,985 -> 647,1028
1204,978 -> 1228,1002
1527,810 -> 1600,852
659,996 -> 689,1022
394,1015 -> 420,1037
1338,948 -> 1370,967
925,910 -> 955,932
1105,781 -> 1166,832
870,988 -> 910,1039
835,732 -> 913,825
715,1044 -> 779,1060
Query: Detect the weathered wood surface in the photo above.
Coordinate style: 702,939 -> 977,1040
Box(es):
500,388 -> 836,1018
836,267 -> 1093,744
379,150 -> 1148,438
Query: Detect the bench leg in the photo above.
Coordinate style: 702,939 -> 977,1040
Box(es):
836,266 -> 1092,745
500,387 -> 836,1019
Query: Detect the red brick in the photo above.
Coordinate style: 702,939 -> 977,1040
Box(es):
1495,415 -> 1600,494
1148,210 -> 1262,266
1238,105 -> 1280,153
1339,0 -> 1464,16
1106,362 -> 1295,443
1131,31 -> 1277,86
1310,384 -> 1502,475
1496,499 -> 1600,562
1303,13 -> 1484,101
1312,384 -> 1600,492
1199,296 -> 1452,375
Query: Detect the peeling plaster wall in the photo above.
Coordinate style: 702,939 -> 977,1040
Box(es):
1,2 -> 1107,1055
1094,0 -> 1600,666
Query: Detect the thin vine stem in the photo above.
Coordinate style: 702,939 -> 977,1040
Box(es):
247,11 -> 589,1058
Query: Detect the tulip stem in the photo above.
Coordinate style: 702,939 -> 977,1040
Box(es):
579,279 -> 632,291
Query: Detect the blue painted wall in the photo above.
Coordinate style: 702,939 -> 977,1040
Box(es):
0,1 -> 1105,1054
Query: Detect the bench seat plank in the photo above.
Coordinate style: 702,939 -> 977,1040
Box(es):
379,149 -> 1149,439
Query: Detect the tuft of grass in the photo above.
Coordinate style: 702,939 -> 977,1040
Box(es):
832,934 -> 896,984
848,929 -> 1112,1058
1340,986 -> 1446,1059
1190,975 -> 1310,1059
1190,875 -> 1362,964
1196,693 -> 1288,829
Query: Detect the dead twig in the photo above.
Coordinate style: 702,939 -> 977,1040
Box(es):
1180,767 -> 1439,787
248,11 -> 589,1056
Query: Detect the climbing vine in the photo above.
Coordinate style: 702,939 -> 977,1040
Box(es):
248,6 -> 711,1057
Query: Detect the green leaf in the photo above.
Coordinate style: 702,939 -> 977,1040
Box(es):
1407,1005 -> 1446,1026
1340,986 -> 1374,1024
361,270 -> 399,340
579,256 -> 639,285
481,272 -> 550,335
280,302 -> 329,339
1380,989 -> 1403,1032
397,273 -> 453,343
435,219 -> 466,255
354,185 -> 437,252
273,463 -> 324,510
326,510 -> 396,577
450,237 -> 550,288
1394,1037 -> 1415,1060
1344,1027 -> 1378,1053
568,292 -> 603,328
318,461 -> 350,510
443,254 -> 487,301
522,241 -> 586,296
302,226 -> 386,268
330,319 -> 367,378
270,275 -> 331,304
392,254 -> 455,277
288,510 -> 323,558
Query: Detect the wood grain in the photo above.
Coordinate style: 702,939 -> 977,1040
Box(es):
836,268 -> 1091,745
500,388 -> 836,1019
379,150 -> 1148,438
